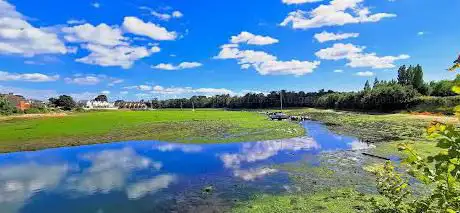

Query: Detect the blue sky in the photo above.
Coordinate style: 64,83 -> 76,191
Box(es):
0,0 -> 459,101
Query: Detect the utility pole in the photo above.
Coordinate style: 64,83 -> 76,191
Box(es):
280,90 -> 283,112
192,101 -> 195,112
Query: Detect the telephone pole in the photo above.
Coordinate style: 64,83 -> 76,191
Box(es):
280,90 -> 283,112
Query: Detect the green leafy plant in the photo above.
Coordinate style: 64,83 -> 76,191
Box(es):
371,73 -> 460,212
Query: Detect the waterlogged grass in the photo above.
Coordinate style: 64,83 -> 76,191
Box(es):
232,188 -> 374,213
285,108 -> 458,143
372,140 -> 441,159
0,110 -> 304,153
285,108 -> 433,143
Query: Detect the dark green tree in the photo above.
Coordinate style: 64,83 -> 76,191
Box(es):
94,95 -> 108,102
413,64 -> 424,91
373,77 -> 380,88
406,65 -> 415,86
364,80 -> 371,91
397,65 -> 407,85
0,97 -> 16,115
55,95 -> 76,110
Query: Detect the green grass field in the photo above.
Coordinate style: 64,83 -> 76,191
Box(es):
0,110 -> 304,153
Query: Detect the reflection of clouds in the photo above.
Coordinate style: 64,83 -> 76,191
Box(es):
66,148 -> 162,195
126,174 -> 177,200
348,140 -> 376,150
0,163 -> 68,211
219,137 -> 320,181
154,144 -> 203,153
233,168 -> 278,181
220,137 -> 320,169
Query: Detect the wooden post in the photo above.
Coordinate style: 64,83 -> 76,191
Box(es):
280,90 -> 283,112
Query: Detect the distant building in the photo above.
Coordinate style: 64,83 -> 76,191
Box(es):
115,101 -> 148,110
0,93 -> 31,111
84,101 -> 118,110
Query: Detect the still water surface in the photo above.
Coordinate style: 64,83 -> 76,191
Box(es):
0,121 -> 372,213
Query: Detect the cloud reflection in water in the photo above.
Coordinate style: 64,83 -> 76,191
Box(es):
219,137 -> 320,180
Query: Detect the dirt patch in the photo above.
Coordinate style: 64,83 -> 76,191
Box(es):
410,114 -> 458,123
0,113 -> 69,121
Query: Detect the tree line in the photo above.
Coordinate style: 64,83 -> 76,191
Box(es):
1,64 -> 459,114
146,64 -> 459,112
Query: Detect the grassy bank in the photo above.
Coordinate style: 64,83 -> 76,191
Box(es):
0,110 -> 304,153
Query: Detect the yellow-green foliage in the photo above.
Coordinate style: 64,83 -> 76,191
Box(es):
0,110 -> 304,153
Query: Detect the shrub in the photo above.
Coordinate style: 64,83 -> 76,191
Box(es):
410,96 -> 460,114
0,97 -> 16,115
360,84 -> 418,112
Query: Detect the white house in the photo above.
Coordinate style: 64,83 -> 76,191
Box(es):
85,101 -> 118,110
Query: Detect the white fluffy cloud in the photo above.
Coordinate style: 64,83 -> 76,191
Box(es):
62,23 -> 126,46
76,44 -> 160,69
347,53 -> 410,69
333,69 -> 344,73
230,32 -> 279,46
122,17 -> 177,41
64,75 -> 101,85
150,10 -> 183,21
67,19 -> 86,25
172,11 -> 183,18
215,43 -> 320,76
0,71 -> 59,82
355,71 -> 374,76
315,43 -> 364,60
0,85 -> 58,99
91,2 -> 100,8
282,0 -> 323,4
280,0 -> 396,29
108,79 -> 124,86
315,43 -> 409,69
314,31 -> 359,43
151,85 -> 234,96
65,74 -> 123,86
0,0 -> 67,56
125,84 -> 234,96
152,62 -> 202,70
62,21 -> 162,69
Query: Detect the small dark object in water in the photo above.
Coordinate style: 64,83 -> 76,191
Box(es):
361,153 -> 390,161
202,185 -> 214,194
